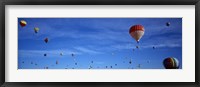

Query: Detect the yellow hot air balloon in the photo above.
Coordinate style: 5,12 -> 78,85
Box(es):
34,27 -> 39,33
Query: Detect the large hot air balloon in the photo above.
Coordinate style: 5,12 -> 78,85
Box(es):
163,57 -> 179,69
20,20 -> 27,27
34,27 -> 39,33
129,25 -> 145,43
166,22 -> 170,26
44,38 -> 48,43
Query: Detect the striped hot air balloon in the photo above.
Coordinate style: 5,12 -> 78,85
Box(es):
129,25 -> 145,43
163,57 -> 179,69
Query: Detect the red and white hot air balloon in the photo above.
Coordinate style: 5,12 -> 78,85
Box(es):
129,25 -> 145,43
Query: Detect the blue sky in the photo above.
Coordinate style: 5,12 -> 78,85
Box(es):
18,18 -> 182,69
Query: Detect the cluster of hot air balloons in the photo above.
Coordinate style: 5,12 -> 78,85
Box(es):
19,20 -> 68,69
129,23 -> 179,69
19,19 -> 179,69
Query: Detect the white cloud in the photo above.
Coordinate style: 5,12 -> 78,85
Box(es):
74,47 -> 103,54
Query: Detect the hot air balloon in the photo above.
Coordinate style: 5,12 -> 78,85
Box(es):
22,61 -> 24,63
129,60 -> 132,64
91,61 -> 93,63
44,38 -> 48,43
166,22 -> 170,26
153,46 -> 155,49
56,61 -> 58,65
75,63 -> 77,65
20,20 -> 27,27
60,53 -> 63,56
129,25 -> 145,43
136,46 -> 139,49
137,64 -> 141,68
31,62 -> 33,64
115,64 -> 117,66
44,54 -> 47,56
163,57 -> 179,69
34,27 -> 39,33
71,53 -> 74,57
110,66 -> 112,68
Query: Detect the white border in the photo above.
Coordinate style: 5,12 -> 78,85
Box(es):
5,5 -> 195,82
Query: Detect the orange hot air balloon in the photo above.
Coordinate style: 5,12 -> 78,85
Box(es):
20,20 -> 27,27
129,25 -> 145,43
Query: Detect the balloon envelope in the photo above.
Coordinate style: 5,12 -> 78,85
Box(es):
20,20 -> 27,27
129,25 -> 145,43
44,38 -> 48,43
163,57 -> 179,69
34,27 -> 39,33
166,22 -> 170,26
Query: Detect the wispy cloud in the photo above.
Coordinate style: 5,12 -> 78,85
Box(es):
74,47 -> 103,54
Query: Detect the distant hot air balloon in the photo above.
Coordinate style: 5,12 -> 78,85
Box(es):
44,54 -> 47,56
20,20 -> 27,27
136,46 -> 139,49
60,53 -> 63,56
129,60 -> 132,64
153,46 -> 155,49
31,62 -> 33,64
91,61 -> 93,63
110,66 -> 112,68
163,57 -> 179,69
56,61 -> 58,65
137,64 -> 141,68
44,38 -> 48,43
34,27 -> 39,33
75,63 -> 77,65
115,64 -> 117,66
22,61 -> 24,63
71,53 -> 74,57
129,25 -> 145,43
166,22 -> 170,26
